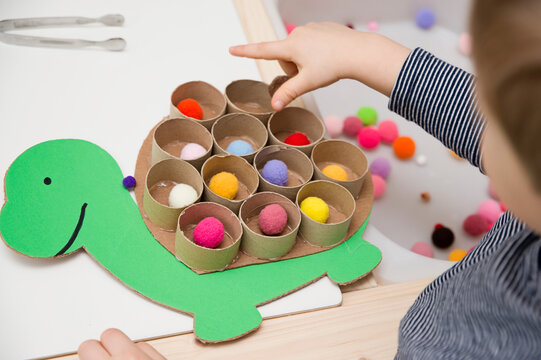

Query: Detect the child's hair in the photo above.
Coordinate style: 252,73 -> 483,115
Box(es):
470,0 -> 541,190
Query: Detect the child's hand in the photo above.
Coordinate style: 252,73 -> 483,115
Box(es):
78,328 -> 166,360
230,22 -> 411,111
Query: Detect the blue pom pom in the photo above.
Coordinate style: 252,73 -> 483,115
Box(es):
261,159 -> 289,186
416,9 -> 436,29
123,175 -> 136,189
226,140 -> 254,156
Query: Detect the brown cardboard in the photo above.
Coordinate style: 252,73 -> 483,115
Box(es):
201,155 -> 259,214
134,121 -> 374,272
175,202 -> 242,272
296,180 -> 356,247
267,107 -> 325,155
211,113 -> 268,163
311,140 -> 368,199
239,192 -> 301,259
253,145 -> 313,201
225,79 -> 274,125
143,159 -> 204,230
169,81 -> 227,129
152,118 -> 213,170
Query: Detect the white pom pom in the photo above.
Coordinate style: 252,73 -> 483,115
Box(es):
168,183 -> 198,208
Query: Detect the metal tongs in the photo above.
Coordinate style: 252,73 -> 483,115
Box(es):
0,14 -> 126,51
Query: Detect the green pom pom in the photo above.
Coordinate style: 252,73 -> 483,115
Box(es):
357,106 -> 378,126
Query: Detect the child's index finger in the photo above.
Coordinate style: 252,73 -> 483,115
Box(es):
229,40 -> 289,60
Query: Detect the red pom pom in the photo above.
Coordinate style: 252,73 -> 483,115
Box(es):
177,98 -> 203,120
463,214 -> 488,236
284,132 -> 310,146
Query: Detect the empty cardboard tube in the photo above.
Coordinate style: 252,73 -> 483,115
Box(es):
267,107 -> 325,155
254,145 -> 314,201
176,202 -> 242,272
143,159 -> 204,230
311,139 -> 368,199
225,79 -> 274,125
152,118 -> 213,170
296,180 -> 356,247
169,81 -> 227,129
201,155 -> 259,214
211,113 -> 268,163
239,192 -> 301,259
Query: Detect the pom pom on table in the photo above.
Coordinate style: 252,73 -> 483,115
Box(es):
357,106 -> 378,126
300,196 -> 329,223
209,171 -> 239,200
357,126 -> 381,149
367,21 -> 378,31
416,8 -> 436,30
343,115 -> 363,137
372,174 -> 386,199
448,249 -> 467,262
284,132 -> 311,146
411,241 -> 433,258
261,159 -> 289,186
324,115 -> 343,138
285,23 -> 296,34
346,23 -> 355,29
193,217 -> 225,248
180,143 -> 207,160
431,226 -> 455,249
226,140 -> 254,156
322,164 -> 348,181
458,32 -> 472,56
369,157 -> 391,179
393,136 -> 416,159
477,199 -> 501,224
378,120 -> 399,144
259,204 -> 288,235
463,214 -> 488,236
122,175 -> 136,189
168,183 -> 198,208
177,98 -> 203,120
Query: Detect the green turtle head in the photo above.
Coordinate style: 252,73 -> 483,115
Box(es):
0,139 -> 123,258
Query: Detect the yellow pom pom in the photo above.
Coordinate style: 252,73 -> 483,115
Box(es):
322,164 -> 348,181
209,171 -> 239,200
448,249 -> 467,261
300,196 -> 329,223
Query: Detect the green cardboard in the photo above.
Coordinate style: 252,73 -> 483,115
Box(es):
0,139 -> 381,342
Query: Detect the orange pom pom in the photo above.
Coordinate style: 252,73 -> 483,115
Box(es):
177,98 -> 203,120
392,136 -> 416,159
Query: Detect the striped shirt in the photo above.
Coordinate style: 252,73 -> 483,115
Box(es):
389,48 -> 541,359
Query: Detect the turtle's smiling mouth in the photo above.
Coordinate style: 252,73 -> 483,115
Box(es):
55,203 -> 88,256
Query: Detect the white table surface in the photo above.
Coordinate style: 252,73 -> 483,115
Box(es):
0,1 -> 342,359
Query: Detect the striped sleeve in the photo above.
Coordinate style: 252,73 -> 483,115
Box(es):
388,47 -> 487,172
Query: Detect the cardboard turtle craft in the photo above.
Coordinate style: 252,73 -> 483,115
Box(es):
0,80 -> 382,343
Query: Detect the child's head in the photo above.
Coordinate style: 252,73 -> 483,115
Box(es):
470,0 -> 541,230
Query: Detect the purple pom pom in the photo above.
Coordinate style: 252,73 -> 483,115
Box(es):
123,176 -> 136,189
261,160 -> 289,186
416,9 -> 436,29
369,157 -> 391,179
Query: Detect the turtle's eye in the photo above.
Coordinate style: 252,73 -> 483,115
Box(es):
43,177 -> 52,185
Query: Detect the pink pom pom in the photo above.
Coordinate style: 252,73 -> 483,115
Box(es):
463,214 -> 488,236
357,126 -> 381,149
343,115 -> 363,137
411,241 -> 433,258
378,120 -> 399,144
285,23 -> 296,34
324,115 -> 343,138
458,32 -> 472,56
372,174 -> 386,199
477,199 -> 501,224
367,21 -> 378,31
193,217 -> 225,248
259,204 -> 288,235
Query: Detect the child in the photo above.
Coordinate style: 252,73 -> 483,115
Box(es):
78,0 -> 540,358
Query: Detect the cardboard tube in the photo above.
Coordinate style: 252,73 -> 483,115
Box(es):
253,145 -> 313,201
267,107 -> 325,155
169,81 -> 227,129
176,202 -> 242,272
296,180 -> 356,247
239,192 -> 301,259
225,79 -> 274,125
311,140 -> 368,199
201,155 -> 259,214
211,113 -> 268,163
151,118 -> 213,170
143,159 -> 204,230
